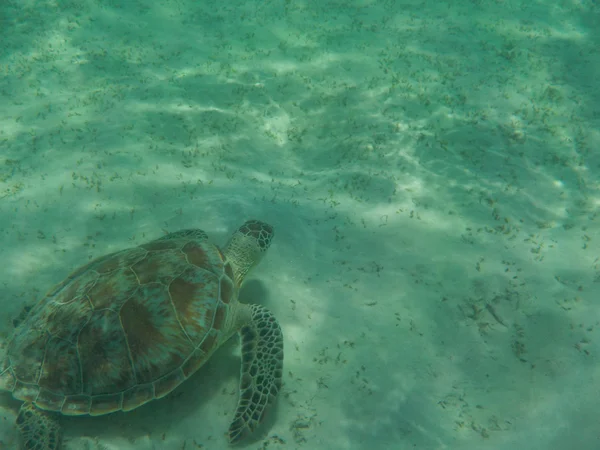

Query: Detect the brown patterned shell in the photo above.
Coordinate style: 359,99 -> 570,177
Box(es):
0,235 -> 237,416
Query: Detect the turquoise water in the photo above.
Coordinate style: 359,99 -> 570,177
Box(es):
1,0 -> 599,449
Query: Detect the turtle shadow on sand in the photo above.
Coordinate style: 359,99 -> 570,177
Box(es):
63,344 -> 239,445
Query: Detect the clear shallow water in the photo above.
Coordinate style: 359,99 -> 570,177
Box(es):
1,0 -> 599,449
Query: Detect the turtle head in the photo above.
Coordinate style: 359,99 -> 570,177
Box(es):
224,220 -> 274,286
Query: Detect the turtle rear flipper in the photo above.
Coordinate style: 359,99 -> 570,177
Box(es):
228,304 -> 283,443
17,402 -> 62,450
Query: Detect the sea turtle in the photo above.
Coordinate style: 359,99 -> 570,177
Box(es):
0,220 -> 283,449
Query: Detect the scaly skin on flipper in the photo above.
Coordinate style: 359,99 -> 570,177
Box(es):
228,304 -> 283,443
17,402 -> 61,450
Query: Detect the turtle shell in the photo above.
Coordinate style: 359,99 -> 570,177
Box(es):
0,235 -> 237,416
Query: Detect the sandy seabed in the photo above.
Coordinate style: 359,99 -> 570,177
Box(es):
1,0 -> 599,449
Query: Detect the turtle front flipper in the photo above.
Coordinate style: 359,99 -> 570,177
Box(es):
17,402 -> 62,450
228,304 -> 283,443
